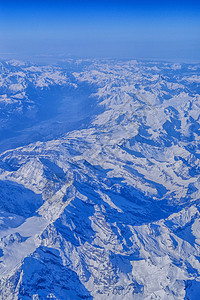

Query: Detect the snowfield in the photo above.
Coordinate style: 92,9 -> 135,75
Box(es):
0,58 -> 200,299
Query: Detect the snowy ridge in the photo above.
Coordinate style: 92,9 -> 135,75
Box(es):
0,59 -> 200,299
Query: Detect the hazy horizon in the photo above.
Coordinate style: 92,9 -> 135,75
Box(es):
0,0 -> 200,61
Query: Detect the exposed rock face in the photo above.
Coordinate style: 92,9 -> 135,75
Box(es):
0,59 -> 200,299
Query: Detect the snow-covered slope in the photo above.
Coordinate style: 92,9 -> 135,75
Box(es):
0,58 -> 200,299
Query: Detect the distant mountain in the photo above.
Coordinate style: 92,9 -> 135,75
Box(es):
0,58 -> 200,299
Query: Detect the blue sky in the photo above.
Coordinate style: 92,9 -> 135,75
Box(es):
0,0 -> 200,60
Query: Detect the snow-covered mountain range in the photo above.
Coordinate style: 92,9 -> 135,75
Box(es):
0,58 -> 200,299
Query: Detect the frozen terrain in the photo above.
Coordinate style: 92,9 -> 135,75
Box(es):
0,58 -> 200,299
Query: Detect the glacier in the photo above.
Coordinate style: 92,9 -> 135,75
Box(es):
0,58 -> 200,299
